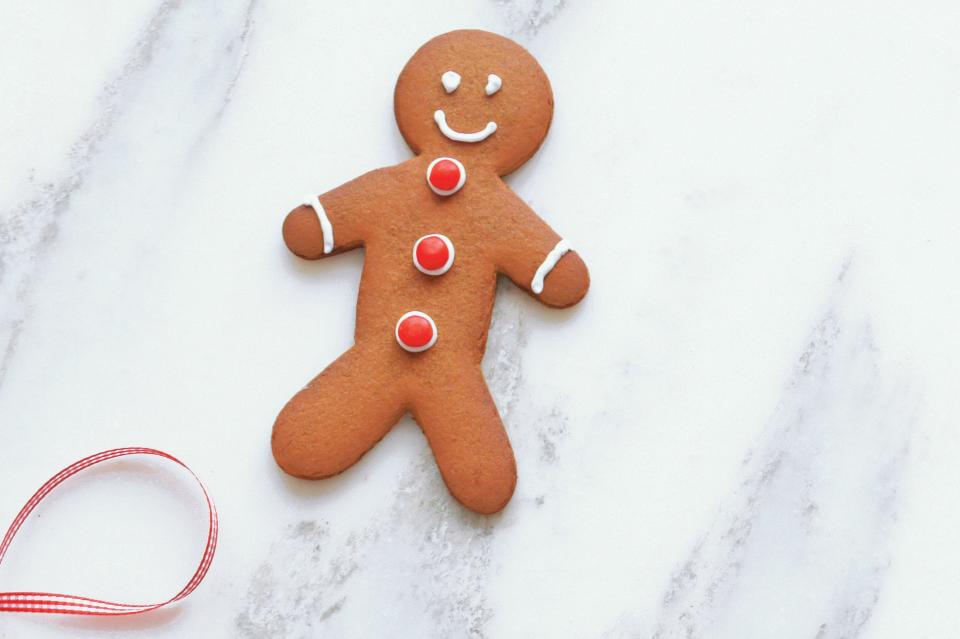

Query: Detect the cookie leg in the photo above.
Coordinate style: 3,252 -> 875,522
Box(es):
272,347 -> 406,479
412,370 -> 517,514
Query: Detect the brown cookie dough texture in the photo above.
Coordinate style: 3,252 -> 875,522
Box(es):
272,30 -> 589,514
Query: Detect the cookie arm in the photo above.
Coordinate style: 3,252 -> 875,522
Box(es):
282,173 -> 379,259
494,197 -> 590,309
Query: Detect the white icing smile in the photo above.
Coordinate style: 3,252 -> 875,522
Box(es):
433,109 -> 497,143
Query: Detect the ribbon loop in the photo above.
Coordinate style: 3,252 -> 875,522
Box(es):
0,448 -> 218,615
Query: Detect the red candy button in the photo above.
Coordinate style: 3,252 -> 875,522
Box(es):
395,311 -> 438,352
426,157 -> 466,196
413,234 -> 455,275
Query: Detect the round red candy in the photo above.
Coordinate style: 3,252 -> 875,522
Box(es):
413,234 -> 454,275
426,157 -> 465,195
395,311 -> 437,352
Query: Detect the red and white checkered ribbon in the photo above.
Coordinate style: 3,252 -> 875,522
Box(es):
0,447 -> 218,615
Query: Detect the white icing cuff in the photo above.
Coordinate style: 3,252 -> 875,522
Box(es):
531,239 -> 571,295
304,194 -> 334,254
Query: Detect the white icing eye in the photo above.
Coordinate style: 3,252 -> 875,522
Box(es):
441,71 -> 461,94
485,74 -> 502,96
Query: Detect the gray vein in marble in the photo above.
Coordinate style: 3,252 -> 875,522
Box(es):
495,0 -> 568,37
235,450 -> 498,638
483,281 -> 528,420
192,0 -> 259,147
0,0 -> 259,394
610,262 -> 917,639
0,0 -> 181,391
218,0 -> 258,117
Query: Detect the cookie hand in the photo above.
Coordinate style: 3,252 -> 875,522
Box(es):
491,188 -> 590,308
535,250 -> 589,309
282,168 -> 400,260
282,204 -> 330,259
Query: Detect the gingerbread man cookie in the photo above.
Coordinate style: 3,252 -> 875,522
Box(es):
273,30 -> 589,514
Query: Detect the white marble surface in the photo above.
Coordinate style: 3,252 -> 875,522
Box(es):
1,1 -> 959,637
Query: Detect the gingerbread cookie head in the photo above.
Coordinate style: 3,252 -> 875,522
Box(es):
394,30 -> 554,176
